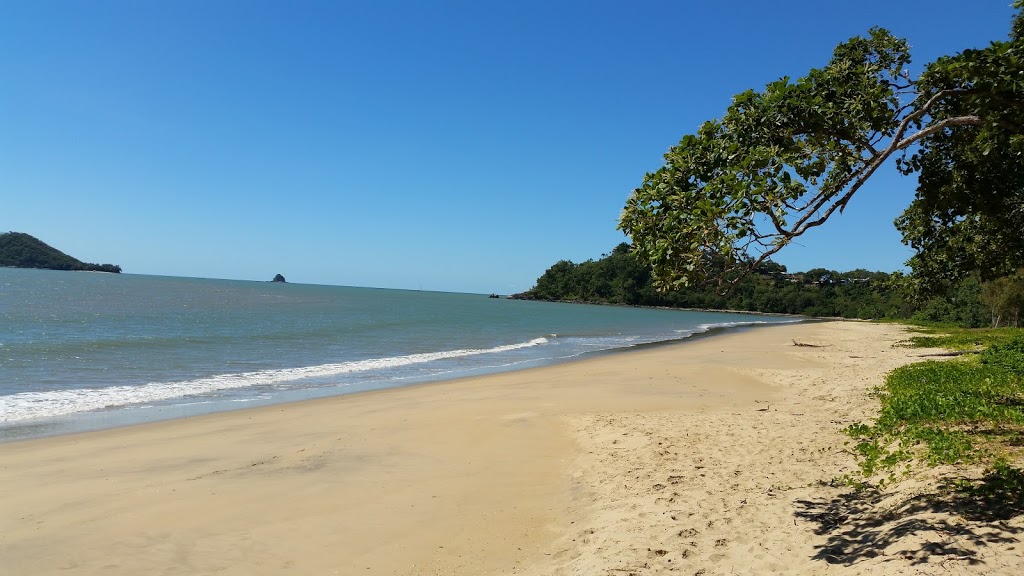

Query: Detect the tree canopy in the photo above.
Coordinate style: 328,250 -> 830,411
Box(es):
620,3 -> 1023,294
980,270 -> 1024,328
896,10 -> 1024,293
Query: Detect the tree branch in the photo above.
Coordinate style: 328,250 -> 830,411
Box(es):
895,115 -> 983,148
789,90 -> 978,238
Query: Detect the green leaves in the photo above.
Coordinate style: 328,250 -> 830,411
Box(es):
846,326 -> 1024,485
895,16 -> 1024,292
979,272 -> 1024,328
620,27 -> 910,290
622,7 -> 1023,294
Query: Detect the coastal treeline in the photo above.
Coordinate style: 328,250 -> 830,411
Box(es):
0,232 -> 121,273
514,242 -> 1008,327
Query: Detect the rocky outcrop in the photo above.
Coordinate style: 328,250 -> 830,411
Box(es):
272,274 -> 287,283
508,292 -> 538,300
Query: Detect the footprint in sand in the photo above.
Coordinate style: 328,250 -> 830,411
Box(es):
647,548 -> 669,558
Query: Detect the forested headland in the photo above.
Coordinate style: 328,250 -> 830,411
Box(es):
513,243 -> 1023,328
0,232 -> 121,273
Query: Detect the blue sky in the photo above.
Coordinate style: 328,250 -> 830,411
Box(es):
1,1 -> 1016,293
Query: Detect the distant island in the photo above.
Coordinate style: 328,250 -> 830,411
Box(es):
272,274 -> 287,283
0,232 -> 122,273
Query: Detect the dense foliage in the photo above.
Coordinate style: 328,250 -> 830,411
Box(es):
896,7 -> 1024,291
0,232 -> 121,273
620,4 -> 1024,294
979,270 -> 1024,328
513,243 -> 994,324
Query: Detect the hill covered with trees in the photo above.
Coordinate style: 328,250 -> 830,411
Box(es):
0,232 -> 121,273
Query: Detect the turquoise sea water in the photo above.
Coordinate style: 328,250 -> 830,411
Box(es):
0,268 -> 799,439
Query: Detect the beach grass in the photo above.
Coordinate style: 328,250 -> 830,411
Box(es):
901,325 -> 1023,350
846,328 -> 1024,490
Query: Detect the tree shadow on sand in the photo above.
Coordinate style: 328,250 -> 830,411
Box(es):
794,467 -> 1024,567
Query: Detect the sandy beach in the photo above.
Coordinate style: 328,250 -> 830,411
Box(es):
2,321 -> 1021,575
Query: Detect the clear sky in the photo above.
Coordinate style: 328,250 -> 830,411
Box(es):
1,1 -> 1016,293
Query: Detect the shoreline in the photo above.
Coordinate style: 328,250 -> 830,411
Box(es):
2,321 -> 1021,575
0,318 -> 802,443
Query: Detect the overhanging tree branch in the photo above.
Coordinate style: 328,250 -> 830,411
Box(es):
619,14 -> 1023,293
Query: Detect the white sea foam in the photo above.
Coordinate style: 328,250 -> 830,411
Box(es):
0,337 -> 550,423
675,318 -> 801,335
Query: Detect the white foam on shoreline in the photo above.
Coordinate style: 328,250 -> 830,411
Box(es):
676,318 -> 801,336
0,337 -> 550,423
1,319 -> 802,425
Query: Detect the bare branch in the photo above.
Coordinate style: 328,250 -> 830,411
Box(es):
896,115 -> 983,148
766,208 -> 789,236
893,88 -> 974,139
825,131 -> 879,156
786,90 -> 979,240
787,154 -> 877,234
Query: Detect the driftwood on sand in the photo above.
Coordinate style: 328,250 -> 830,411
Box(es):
792,340 -> 830,348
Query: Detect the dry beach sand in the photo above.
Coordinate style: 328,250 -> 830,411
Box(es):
1,321 -> 1022,575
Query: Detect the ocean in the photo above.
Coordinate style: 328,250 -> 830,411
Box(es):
0,268 -> 800,440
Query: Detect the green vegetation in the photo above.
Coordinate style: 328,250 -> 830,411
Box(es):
619,4 -> 1023,294
549,0 -> 1024,522
845,329 -> 1024,490
0,232 -> 121,273
538,5 -> 1024,330
515,243 -> 1004,325
979,270 -> 1024,328
903,325 -> 1022,350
